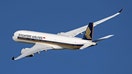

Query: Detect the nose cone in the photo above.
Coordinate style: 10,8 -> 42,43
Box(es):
12,35 -> 16,41
12,31 -> 19,41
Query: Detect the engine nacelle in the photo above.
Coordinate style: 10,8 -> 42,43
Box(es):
21,48 -> 30,54
21,48 -> 34,57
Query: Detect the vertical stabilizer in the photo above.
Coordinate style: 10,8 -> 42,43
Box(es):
83,22 -> 94,40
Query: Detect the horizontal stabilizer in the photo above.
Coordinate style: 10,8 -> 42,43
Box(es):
80,43 -> 91,49
80,42 -> 96,49
93,35 -> 114,42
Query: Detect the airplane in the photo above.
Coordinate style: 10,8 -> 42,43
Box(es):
12,9 -> 123,60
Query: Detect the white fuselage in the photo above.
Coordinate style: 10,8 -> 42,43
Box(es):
13,30 -> 94,50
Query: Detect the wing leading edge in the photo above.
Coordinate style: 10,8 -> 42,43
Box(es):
58,9 -> 122,37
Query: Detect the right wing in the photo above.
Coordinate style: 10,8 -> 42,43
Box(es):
12,43 -> 53,60
58,9 -> 122,37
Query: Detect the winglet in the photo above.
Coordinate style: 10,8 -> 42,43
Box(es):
119,8 -> 123,13
12,57 -> 15,60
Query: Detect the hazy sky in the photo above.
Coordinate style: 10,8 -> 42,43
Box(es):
0,0 -> 131,74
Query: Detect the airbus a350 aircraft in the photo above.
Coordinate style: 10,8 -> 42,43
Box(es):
12,9 -> 122,60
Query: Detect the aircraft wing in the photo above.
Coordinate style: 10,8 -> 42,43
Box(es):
58,9 -> 122,37
12,43 -> 52,60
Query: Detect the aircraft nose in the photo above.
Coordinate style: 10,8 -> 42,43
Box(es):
12,31 -> 19,41
12,35 -> 16,41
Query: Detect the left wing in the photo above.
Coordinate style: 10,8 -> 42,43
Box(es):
12,43 -> 52,60
58,9 -> 122,37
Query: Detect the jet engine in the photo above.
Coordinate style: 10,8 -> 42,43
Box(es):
21,48 -> 34,57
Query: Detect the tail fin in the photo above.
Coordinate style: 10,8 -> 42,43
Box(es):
83,22 -> 94,40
